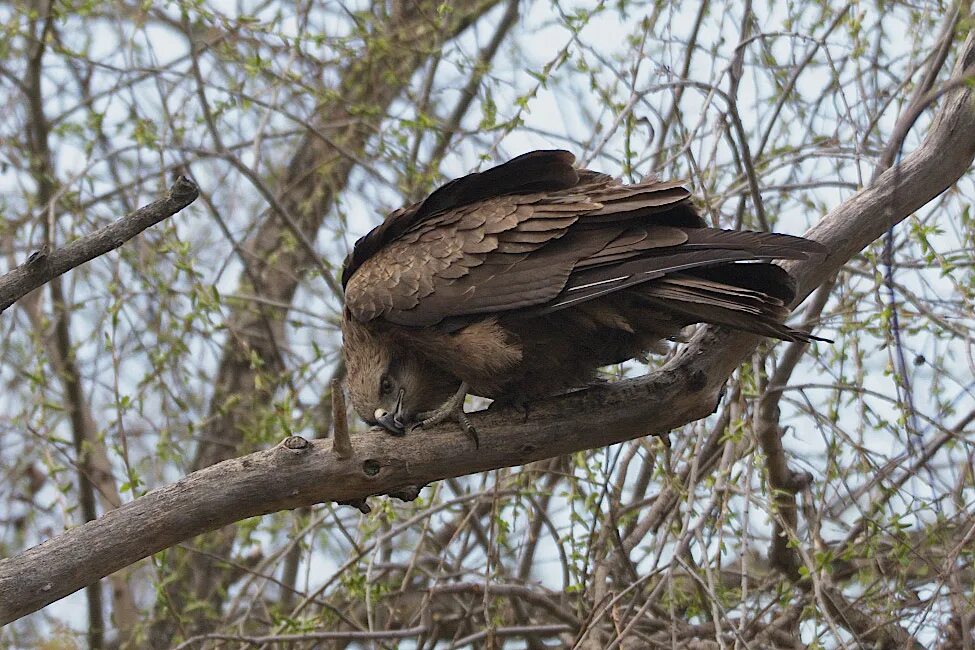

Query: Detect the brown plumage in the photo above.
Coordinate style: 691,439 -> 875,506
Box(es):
342,150 -> 825,435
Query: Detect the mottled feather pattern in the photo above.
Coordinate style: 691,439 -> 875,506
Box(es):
341,150 -> 828,426
345,152 -> 824,329
341,150 -> 579,288
346,183 -> 702,325
346,192 -> 607,325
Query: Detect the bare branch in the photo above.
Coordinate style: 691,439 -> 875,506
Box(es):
331,378 -> 352,458
0,176 -> 200,314
173,626 -> 429,648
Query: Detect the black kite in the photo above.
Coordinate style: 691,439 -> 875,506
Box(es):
341,150 -> 824,438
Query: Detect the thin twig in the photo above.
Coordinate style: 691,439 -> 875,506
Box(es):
331,378 -> 352,458
173,625 -> 430,649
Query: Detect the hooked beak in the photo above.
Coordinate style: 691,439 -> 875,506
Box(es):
375,388 -> 407,435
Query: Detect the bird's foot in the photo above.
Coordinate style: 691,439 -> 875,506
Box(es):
414,383 -> 479,447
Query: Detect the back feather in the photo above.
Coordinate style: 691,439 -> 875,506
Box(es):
342,150 -> 579,287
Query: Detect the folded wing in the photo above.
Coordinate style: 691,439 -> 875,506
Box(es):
343,150 -> 824,339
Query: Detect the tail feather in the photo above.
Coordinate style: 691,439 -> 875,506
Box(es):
685,262 -> 798,304
635,267 -> 828,343
549,249 -> 790,311
682,228 -> 825,259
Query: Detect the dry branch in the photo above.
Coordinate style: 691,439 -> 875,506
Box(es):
0,176 -> 200,314
2,27 -> 974,633
331,378 -> 352,458
0,377 -> 696,625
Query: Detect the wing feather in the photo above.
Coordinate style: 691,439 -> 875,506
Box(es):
341,150 -> 579,287
344,193 -> 595,323
343,151 -> 825,330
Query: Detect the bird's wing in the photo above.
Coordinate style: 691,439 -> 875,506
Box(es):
343,151 -> 825,328
341,150 -> 580,288
344,173 -> 704,326
344,193 -> 600,325
542,226 -> 823,312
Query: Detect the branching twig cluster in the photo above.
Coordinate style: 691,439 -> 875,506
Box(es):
2,3 -> 974,649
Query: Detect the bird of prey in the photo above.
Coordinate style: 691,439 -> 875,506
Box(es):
342,150 -> 824,439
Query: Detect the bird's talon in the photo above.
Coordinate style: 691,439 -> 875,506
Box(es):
454,410 -> 479,448
411,383 -> 479,447
466,424 -> 480,449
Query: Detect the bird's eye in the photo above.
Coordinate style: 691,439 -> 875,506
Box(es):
379,375 -> 393,396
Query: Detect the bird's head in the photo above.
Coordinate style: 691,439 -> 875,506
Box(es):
342,312 -> 459,435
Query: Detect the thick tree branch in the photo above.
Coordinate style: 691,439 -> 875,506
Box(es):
0,176 -> 200,314
0,378 -> 696,626
750,27 -> 975,650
